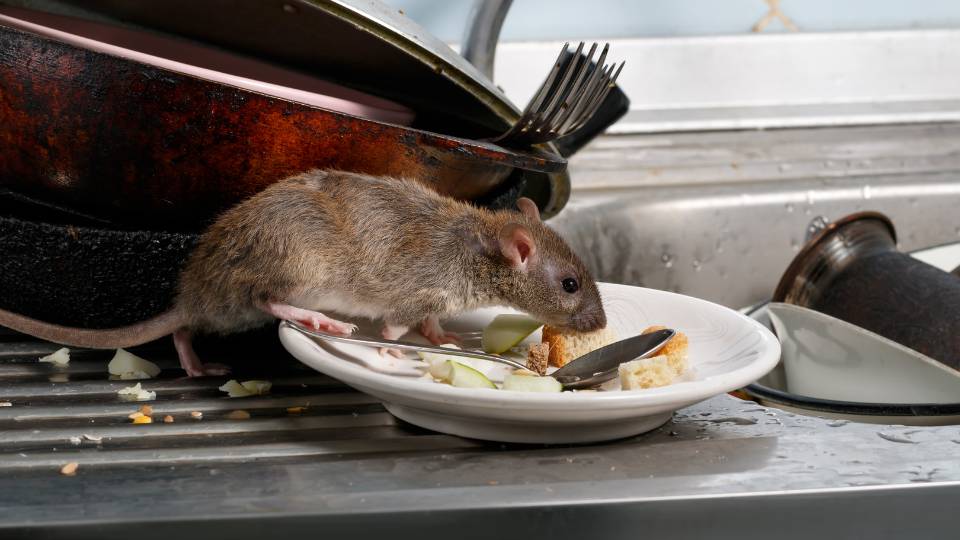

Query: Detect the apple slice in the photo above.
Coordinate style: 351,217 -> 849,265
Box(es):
436,360 -> 496,389
482,314 -> 543,354
502,373 -> 562,392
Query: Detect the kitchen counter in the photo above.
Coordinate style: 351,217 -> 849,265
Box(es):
1,337 -> 957,539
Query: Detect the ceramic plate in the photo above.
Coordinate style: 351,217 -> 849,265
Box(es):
279,283 -> 780,444
767,303 -> 960,404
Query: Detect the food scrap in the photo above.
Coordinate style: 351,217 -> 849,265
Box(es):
117,382 -> 156,401
190,411 -> 203,420
482,314 -> 543,354
138,404 -> 153,416
642,325 -> 689,376
163,415 -> 174,423
618,355 -> 675,389
60,462 -> 79,476
218,380 -> 272,397
82,434 -> 102,443
541,324 -> 616,367
617,326 -> 690,390
108,349 -> 161,380
0,401 -> 11,407
502,372 -> 562,392
69,436 -> 82,446
132,415 -> 153,424
226,410 -> 251,420
286,406 -> 307,414
39,347 -> 71,366
526,342 -> 549,375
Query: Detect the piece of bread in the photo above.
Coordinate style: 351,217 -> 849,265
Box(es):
642,325 -> 689,375
541,325 -> 617,367
618,355 -> 675,389
526,342 -> 550,375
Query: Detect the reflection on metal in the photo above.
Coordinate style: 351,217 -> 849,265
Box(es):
461,0 -> 513,80
551,124 -> 960,309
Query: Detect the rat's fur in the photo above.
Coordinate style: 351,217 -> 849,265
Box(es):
0,170 -> 606,375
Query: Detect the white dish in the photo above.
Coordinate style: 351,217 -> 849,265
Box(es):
767,302 -> 960,404
0,7 -> 414,126
279,283 -> 780,444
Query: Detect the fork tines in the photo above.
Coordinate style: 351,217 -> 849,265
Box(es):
494,41 -> 624,147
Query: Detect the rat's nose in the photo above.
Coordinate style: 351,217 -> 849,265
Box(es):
571,306 -> 607,332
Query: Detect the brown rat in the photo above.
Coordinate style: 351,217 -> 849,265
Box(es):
0,169 -> 606,376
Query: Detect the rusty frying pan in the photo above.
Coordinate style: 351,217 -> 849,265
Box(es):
0,13 -> 564,232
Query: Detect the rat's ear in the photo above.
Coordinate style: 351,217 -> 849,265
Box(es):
516,197 -> 541,222
498,223 -> 537,272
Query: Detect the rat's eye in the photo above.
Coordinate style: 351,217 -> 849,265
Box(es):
562,278 -> 579,294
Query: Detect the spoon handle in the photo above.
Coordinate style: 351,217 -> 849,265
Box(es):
281,320 -> 530,371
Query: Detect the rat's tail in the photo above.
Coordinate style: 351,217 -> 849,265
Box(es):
0,307 -> 182,349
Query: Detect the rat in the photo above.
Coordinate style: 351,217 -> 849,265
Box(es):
0,169 -> 607,376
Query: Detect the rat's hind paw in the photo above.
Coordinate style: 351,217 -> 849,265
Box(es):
260,302 -> 356,336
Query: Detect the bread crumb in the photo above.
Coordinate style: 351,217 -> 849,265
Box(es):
618,355 -> 676,389
542,325 -> 616,367
642,325 -> 689,375
0,401 -> 11,407
163,415 -> 174,423
60,462 -> 78,476
226,410 -> 250,420
526,343 -> 549,375
128,411 -> 144,420
286,406 -> 307,414
190,411 -> 203,420
139,404 -> 153,416
82,434 -> 102,442
69,436 -> 82,445
132,415 -> 153,424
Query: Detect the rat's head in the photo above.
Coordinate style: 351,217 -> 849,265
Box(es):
482,198 -> 606,332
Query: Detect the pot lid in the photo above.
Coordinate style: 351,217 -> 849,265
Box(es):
2,0 -> 571,215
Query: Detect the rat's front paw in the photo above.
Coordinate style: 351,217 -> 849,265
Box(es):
378,347 -> 405,359
419,316 -> 462,346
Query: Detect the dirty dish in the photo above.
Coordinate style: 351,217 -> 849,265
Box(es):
280,282 -> 780,444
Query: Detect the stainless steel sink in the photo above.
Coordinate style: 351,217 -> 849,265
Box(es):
551,123 -> 960,308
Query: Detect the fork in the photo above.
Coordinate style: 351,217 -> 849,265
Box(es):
492,41 -> 624,148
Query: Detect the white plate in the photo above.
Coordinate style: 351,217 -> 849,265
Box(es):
279,283 -> 780,444
767,303 -> 960,404
0,7 -> 414,126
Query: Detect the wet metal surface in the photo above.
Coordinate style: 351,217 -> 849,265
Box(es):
0,328 -> 958,538
553,124 -> 960,308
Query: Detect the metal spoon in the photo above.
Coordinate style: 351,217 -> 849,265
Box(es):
552,328 -> 675,389
283,320 -> 675,389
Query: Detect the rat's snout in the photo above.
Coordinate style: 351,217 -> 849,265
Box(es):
570,302 -> 607,332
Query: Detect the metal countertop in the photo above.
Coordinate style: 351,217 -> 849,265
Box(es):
1,332 -> 957,539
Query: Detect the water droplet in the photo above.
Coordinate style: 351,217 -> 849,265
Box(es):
861,185 -> 872,200
790,240 -> 800,252
778,163 -> 792,172
908,197 -> 918,206
661,253 -> 674,268
860,159 -> 872,167
827,420 -> 849,427
785,203 -> 794,213
823,160 -> 836,168
692,259 -> 702,272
